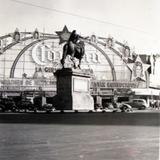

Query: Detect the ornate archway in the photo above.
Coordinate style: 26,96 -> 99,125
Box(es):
8,34 -> 117,80
10,36 -> 57,78
0,28 -> 141,81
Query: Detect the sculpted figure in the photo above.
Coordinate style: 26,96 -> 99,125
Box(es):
61,30 -> 88,69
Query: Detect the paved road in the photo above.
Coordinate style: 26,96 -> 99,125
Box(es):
0,111 -> 159,160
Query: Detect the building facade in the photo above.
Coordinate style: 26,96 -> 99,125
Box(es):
0,27 -> 159,107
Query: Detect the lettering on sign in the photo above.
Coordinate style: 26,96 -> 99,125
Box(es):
107,82 -> 138,88
73,78 -> 89,92
0,79 -> 56,90
35,67 -> 59,73
32,43 -> 100,66
32,43 -> 61,66
91,81 -> 138,89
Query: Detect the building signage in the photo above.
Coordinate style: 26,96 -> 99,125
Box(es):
90,88 -> 113,95
31,42 -> 100,66
127,56 -> 150,81
106,82 -> 138,88
73,78 -> 89,92
0,79 -> 22,86
35,66 -> 59,73
32,43 -> 61,66
91,81 -> 138,89
0,79 -> 56,91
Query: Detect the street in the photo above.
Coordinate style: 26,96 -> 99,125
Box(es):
0,111 -> 159,160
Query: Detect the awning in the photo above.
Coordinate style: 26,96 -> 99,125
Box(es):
132,88 -> 160,96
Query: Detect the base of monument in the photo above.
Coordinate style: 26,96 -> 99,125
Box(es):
53,68 -> 94,111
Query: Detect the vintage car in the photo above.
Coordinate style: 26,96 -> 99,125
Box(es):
119,103 -> 133,112
43,103 -> 55,113
33,96 -> 55,113
16,98 -> 34,112
125,99 -> 148,110
0,97 -> 17,112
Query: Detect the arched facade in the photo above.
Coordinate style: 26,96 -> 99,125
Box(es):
0,31 -> 133,81
0,28 -> 156,107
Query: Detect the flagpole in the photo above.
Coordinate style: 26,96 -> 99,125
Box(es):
22,29 -> 26,77
2,40 -> 6,97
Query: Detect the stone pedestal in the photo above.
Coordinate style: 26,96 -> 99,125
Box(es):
53,68 -> 94,111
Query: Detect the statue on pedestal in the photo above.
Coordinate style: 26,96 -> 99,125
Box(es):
60,30 -> 87,69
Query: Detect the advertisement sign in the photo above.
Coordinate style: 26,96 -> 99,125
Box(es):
0,78 -> 56,91
73,78 -> 89,92
91,81 -> 138,89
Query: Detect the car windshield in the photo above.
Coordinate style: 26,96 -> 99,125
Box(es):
133,100 -> 144,103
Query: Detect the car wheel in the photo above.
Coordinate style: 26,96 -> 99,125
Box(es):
125,108 -> 131,112
141,106 -> 146,110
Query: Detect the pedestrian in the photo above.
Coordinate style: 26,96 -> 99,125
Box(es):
155,100 -> 160,110
150,100 -> 154,109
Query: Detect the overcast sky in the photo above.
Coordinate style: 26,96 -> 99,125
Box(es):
0,0 -> 160,54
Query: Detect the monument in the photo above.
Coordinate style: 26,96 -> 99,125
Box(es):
53,29 -> 94,111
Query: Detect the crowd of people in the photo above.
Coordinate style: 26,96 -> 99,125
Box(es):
150,100 -> 160,110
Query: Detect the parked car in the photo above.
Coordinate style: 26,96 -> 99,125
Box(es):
94,103 -> 103,111
0,102 -> 5,112
17,98 -> 34,112
33,103 -> 55,113
119,103 -> 133,112
125,99 -> 148,110
0,97 -> 17,112
33,96 -> 55,113
43,103 -> 55,113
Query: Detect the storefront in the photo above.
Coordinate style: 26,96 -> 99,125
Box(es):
0,27 -> 159,108
90,80 -> 137,107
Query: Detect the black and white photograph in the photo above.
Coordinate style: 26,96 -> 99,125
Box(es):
0,0 -> 159,160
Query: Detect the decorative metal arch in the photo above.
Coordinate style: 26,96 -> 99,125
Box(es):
0,34 -> 11,39
86,41 -> 116,81
0,32 -> 32,41
3,37 -> 33,52
10,37 -> 57,78
97,40 -> 134,81
9,36 -> 117,79
1,32 -> 56,52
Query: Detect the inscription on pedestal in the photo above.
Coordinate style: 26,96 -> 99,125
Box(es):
54,68 -> 94,110
73,78 -> 89,92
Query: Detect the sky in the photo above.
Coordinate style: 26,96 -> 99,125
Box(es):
0,0 -> 160,54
